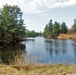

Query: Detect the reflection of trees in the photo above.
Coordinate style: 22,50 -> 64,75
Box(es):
45,40 -> 60,57
45,41 -> 53,57
49,49 -> 53,57
72,40 -> 76,58
53,40 -> 60,56
74,46 -> 76,58
61,40 -> 67,55
45,39 -> 67,57
0,43 -> 26,64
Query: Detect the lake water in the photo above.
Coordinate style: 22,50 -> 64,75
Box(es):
0,37 -> 76,64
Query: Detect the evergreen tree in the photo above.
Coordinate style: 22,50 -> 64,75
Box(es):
48,19 -> 53,35
43,24 -> 49,37
72,24 -> 76,33
52,21 -> 60,36
61,22 -> 68,34
0,4 -> 25,40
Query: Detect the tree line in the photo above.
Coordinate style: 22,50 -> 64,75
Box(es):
43,20 -> 68,38
69,23 -> 76,33
43,19 -> 76,38
26,29 -> 42,37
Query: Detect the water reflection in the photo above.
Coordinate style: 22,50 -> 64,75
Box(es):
72,40 -> 76,58
0,43 -> 26,64
45,39 -> 69,57
61,40 -> 67,55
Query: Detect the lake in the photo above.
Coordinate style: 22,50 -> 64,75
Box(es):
0,37 -> 76,64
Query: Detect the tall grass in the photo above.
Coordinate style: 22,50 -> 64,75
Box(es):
11,51 -> 37,66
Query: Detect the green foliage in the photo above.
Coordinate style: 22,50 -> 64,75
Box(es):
43,20 -> 68,38
61,22 -> 68,34
0,4 -> 25,40
26,30 -> 40,37
52,21 -> 60,36
72,24 -> 76,33
49,20 -> 53,35
43,20 -> 53,38
43,24 -> 49,37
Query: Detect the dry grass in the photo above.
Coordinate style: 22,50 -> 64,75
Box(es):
58,34 -> 76,39
11,51 -> 37,66
1,64 -> 76,75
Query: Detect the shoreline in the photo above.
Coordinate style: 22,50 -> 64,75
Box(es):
0,37 -> 25,46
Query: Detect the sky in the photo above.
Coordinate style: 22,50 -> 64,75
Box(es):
0,0 -> 76,32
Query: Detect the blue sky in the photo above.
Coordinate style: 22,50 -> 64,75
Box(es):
0,0 -> 76,32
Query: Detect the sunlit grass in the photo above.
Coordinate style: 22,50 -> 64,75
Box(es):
1,64 -> 76,75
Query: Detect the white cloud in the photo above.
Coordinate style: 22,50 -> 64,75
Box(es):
16,0 -> 76,13
33,10 -> 46,14
0,0 -> 76,14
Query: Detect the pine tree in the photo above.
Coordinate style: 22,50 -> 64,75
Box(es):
61,22 -> 68,34
0,4 -> 26,40
52,21 -> 60,36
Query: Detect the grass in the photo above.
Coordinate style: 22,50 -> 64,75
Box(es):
10,51 -> 36,66
58,33 -> 76,39
1,64 -> 76,75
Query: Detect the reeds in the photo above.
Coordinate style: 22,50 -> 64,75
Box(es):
11,51 -> 37,66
